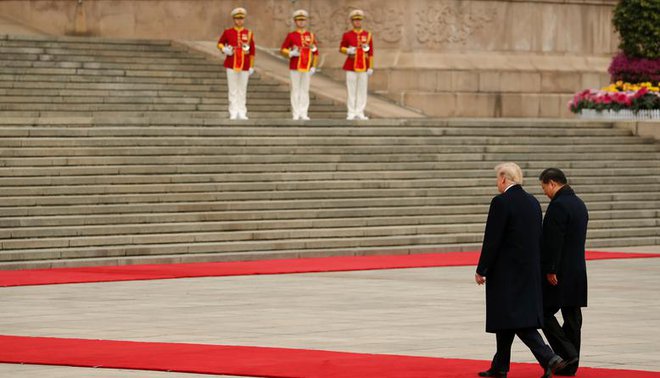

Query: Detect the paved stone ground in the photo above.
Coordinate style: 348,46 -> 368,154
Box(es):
1,246 -> 659,377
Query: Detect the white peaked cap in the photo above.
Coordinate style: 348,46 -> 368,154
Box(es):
293,9 -> 309,20
349,9 -> 364,20
231,7 -> 247,18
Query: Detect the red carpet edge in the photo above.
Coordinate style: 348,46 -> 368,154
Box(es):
0,335 -> 658,378
1,251 -> 659,287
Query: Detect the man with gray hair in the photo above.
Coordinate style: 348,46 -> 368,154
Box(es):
476,162 -> 565,378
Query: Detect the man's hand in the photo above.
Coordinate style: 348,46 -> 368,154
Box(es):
222,45 -> 234,56
367,68 -> 373,76
248,67 -> 254,76
310,67 -> 316,75
346,46 -> 357,55
475,273 -> 486,285
289,48 -> 300,58
546,273 -> 558,286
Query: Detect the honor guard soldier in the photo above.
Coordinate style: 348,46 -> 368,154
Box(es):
280,9 -> 319,120
339,9 -> 373,120
217,7 -> 255,120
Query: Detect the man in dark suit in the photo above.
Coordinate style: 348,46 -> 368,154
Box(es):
539,168 -> 589,376
476,162 -> 565,378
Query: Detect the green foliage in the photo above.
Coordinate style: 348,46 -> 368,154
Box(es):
612,0 -> 660,59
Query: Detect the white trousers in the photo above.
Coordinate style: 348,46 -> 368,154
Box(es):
289,70 -> 311,119
226,68 -> 249,119
346,71 -> 368,118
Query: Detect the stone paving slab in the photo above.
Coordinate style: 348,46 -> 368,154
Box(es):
0,364 -> 242,378
1,247 -> 659,376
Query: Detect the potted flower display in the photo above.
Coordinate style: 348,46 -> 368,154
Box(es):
570,0 -> 659,120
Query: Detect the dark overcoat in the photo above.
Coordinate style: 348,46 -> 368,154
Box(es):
476,185 -> 544,333
541,185 -> 589,308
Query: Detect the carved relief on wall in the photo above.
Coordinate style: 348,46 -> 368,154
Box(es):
267,2 -> 403,46
368,7 -> 404,44
414,2 -> 497,47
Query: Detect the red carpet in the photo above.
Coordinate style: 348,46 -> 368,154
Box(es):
0,335 -> 658,378
1,251 -> 659,287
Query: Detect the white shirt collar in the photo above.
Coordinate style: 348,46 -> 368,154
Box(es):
504,183 -> 517,192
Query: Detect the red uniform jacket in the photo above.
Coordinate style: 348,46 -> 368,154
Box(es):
280,30 -> 319,72
339,29 -> 373,72
217,27 -> 255,71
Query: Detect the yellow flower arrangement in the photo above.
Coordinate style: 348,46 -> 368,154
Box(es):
602,81 -> 660,93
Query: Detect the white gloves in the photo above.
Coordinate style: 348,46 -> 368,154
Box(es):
346,46 -> 357,55
288,48 -> 300,58
222,45 -> 234,56
367,68 -> 373,76
310,67 -> 316,75
248,67 -> 254,76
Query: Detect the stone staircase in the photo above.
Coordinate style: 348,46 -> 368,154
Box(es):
0,34 -> 347,119
0,116 -> 659,269
1,34 -> 659,269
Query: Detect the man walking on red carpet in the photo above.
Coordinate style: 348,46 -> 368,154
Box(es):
475,162 -> 565,378
539,168 -> 589,376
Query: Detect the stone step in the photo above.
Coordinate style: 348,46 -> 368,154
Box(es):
0,117 -> 618,128
0,66 -> 229,78
587,236 -> 660,249
4,235 -> 659,270
0,52 -> 210,65
0,150 -> 660,166
2,163 -> 657,177
0,104 -> 344,113
0,135 -> 655,151
0,73 -> 278,86
1,154 -> 658,168
0,204 -> 658,230
1,222 -> 495,250
0,86 -> 301,99
0,203 -> 490,222
0,111 -> 346,119
2,220 -> 658,251
0,116 -> 628,127
0,101 -> 340,112
1,190 -> 658,217
0,49 -> 194,61
1,177 -> 660,197
0,45 -> 203,59
1,34 -> 174,46
0,59 -> 223,72
0,233 -> 487,262
1,215 -> 655,240
1,226 -> 657,262
0,92 -> 336,105
0,161 -> 660,179
0,76 -> 278,89
0,135 -> 649,147
1,170 -> 659,188
1,204 -> 656,229
0,237 -> 629,269
0,124 -> 633,137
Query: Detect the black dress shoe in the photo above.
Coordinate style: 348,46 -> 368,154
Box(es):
541,355 -> 566,378
478,370 -> 507,377
555,357 -> 578,376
